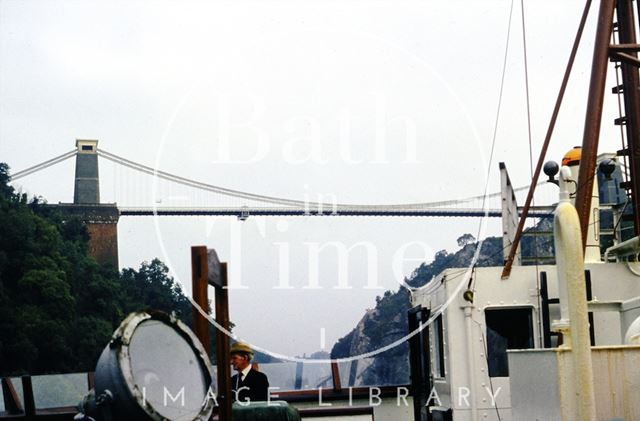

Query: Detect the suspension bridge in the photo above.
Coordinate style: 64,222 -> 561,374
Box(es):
10,140 -> 554,219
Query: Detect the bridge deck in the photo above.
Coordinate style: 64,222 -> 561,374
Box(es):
118,206 -> 555,218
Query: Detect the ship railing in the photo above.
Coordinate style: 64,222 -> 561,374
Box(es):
0,359 -> 410,419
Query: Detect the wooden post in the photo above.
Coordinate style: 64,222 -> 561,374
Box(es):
87,372 -> 95,390
214,263 -> 232,421
191,246 -> 211,355
1,378 -> 23,414
21,376 -> 35,417
331,361 -> 342,392
191,246 -> 233,420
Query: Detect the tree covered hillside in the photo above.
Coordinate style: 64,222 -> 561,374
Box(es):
330,234 -> 506,385
0,163 -> 194,376
330,216 -> 554,386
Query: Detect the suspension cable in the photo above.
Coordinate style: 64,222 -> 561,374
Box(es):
10,147 -> 546,210
97,148 -> 544,211
11,150 -> 76,180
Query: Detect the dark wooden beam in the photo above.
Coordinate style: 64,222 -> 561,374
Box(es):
191,246 -> 211,356
21,376 -> 35,416
331,361 -> 342,392
214,262 -> 232,421
1,378 -> 23,414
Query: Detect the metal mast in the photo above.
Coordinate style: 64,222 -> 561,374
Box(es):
607,0 -> 640,238
504,0 -> 640,277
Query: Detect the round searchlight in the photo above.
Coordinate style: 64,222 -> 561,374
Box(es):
93,311 -> 215,421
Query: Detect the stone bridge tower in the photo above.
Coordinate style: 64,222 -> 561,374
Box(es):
59,140 -> 120,267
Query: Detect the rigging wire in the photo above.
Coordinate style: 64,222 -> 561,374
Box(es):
459,0 -> 594,390
521,0 -> 534,179
477,0 -> 516,237
469,0 -> 516,296
502,0 -> 593,278
519,0 -> 546,355
475,0 -> 516,269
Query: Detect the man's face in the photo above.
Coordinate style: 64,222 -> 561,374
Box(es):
231,353 -> 250,372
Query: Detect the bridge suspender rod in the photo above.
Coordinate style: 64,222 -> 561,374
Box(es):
97,148 -> 543,211
11,146 -> 547,215
10,150 -> 76,181
97,148 -> 315,208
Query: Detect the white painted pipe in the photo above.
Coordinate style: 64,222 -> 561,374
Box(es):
553,167 -> 573,335
463,305 -> 478,421
554,200 -> 596,421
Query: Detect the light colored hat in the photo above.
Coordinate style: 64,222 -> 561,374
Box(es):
230,342 -> 253,356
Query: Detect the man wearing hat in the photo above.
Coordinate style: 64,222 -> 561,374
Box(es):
230,342 -> 270,403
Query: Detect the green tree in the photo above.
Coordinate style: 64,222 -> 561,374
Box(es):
457,233 -> 476,247
330,234 -> 505,385
0,162 -> 204,375
0,163 -> 14,198
120,259 -> 193,324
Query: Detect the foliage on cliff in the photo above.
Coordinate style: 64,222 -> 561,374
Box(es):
330,218 -> 556,385
330,233 -> 506,385
0,163 -> 194,376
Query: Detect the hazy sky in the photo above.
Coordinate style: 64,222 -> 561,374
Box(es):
0,0 -> 626,358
